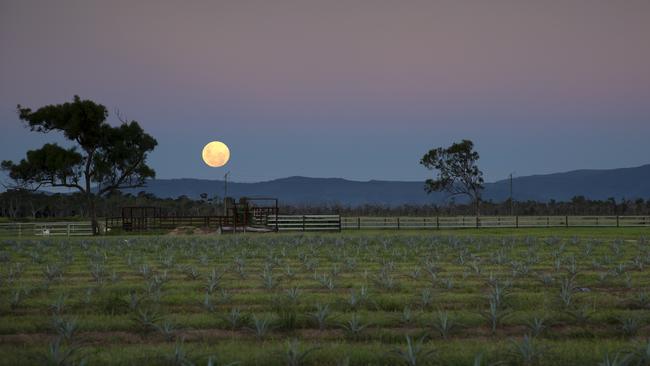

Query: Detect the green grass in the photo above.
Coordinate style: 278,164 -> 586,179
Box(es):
1,229 -> 649,365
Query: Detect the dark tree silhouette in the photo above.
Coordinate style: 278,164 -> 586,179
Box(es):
420,139 -> 484,215
1,96 -> 157,234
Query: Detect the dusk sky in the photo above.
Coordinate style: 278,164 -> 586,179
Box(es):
1,0 -> 649,183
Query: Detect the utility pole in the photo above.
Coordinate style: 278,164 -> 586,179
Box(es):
223,171 -> 230,216
509,173 -> 514,216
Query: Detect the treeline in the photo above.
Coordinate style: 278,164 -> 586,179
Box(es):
1,190 -> 649,220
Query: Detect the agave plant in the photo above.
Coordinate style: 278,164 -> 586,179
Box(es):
340,314 -> 370,340
481,299 -> 511,335
431,310 -> 457,340
223,308 -> 247,330
525,317 -> 547,337
166,340 -> 195,366
399,306 -> 419,326
626,339 -> 650,366
130,307 -> 163,334
40,337 -> 85,366
508,335 -> 546,366
598,352 -> 632,366
284,339 -> 319,366
389,335 -> 437,366
246,314 -> 274,340
309,303 -> 332,331
156,320 -> 178,341
52,316 -> 79,341
618,316 -> 643,337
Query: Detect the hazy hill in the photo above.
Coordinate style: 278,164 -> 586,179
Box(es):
124,164 -> 650,205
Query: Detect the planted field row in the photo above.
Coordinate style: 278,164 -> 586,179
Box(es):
1,233 -> 650,365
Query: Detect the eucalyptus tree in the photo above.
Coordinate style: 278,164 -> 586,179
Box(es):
420,139 -> 484,215
2,96 -> 157,234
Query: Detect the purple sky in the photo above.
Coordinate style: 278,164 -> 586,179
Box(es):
1,0 -> 649,183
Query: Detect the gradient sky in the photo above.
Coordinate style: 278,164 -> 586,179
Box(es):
1,0 -> 649,183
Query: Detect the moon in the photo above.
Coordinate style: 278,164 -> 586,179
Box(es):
202,141 -> 230,167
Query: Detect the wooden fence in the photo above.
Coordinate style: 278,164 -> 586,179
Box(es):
267,215 -> 342,231
0,222 -> 93,237
341,216 -> 650,229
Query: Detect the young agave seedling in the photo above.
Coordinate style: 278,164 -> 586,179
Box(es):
284,339 -> 320,366
246,314 -> 274,340
41,337 -> 84,366
525,317 -> 547,337
43,264 -> 63,284
626,340 -> 650,365
285,287 -> 301,304
440,277 -> 454,290
389,335 -> 437,366
599,352 -> 632,366
420,288 -> 434,309
340,313 -> 370,340
184,266 -> 201,281
309,303 -> 331,331
559,276 -> 577,309
507,335 -> 546,366
260,268 -> 278,289
131,307 -> 162,334
90,263 -> 106,285
52,316 -> 79,341
398,306 -> 419,326
223,308 -> 247,330
49,293 -> 68,315
566,305 -> 594,327
156,320 -> 178,342
10,288 -> 26,311
205,268 -> 224,294
618,316 -> 643,337
166,340 -> 195,366
481,299 -> 511,335
203,292 -> 215,312
432,310 -> 457,340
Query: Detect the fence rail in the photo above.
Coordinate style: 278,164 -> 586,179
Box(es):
341,215 -> 650,230
267,215 -> 342,231
0,222 -> 93,237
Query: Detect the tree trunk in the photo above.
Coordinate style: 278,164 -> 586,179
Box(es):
87,193 -> 99,235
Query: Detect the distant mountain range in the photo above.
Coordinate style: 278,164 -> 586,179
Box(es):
123,164 -> 650,205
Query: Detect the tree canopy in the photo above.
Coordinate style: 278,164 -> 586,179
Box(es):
420,139 -> 484,214
2,96 -> 157,233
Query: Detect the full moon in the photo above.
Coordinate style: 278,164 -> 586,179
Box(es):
202,141 -> 230,167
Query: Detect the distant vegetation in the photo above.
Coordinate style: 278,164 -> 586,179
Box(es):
1,190 -> 649,221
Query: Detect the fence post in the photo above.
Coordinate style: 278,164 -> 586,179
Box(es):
302,215 -> 306,231
547,216 -> 550,227
476,216 -> 479,228
67,224 -> 71,237
565,216 -> 568,228
616,215 -> 619,228
358,217 -> 361,230
397,217 -> 400,230
338,215 -> 342,232
436,216 -> 440,230
516,215 -> 519,228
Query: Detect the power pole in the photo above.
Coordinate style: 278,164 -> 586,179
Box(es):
509,173 -> 514,216
224,171 -> 230,216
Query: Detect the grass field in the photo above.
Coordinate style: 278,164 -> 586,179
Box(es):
1,228 -> 650,365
